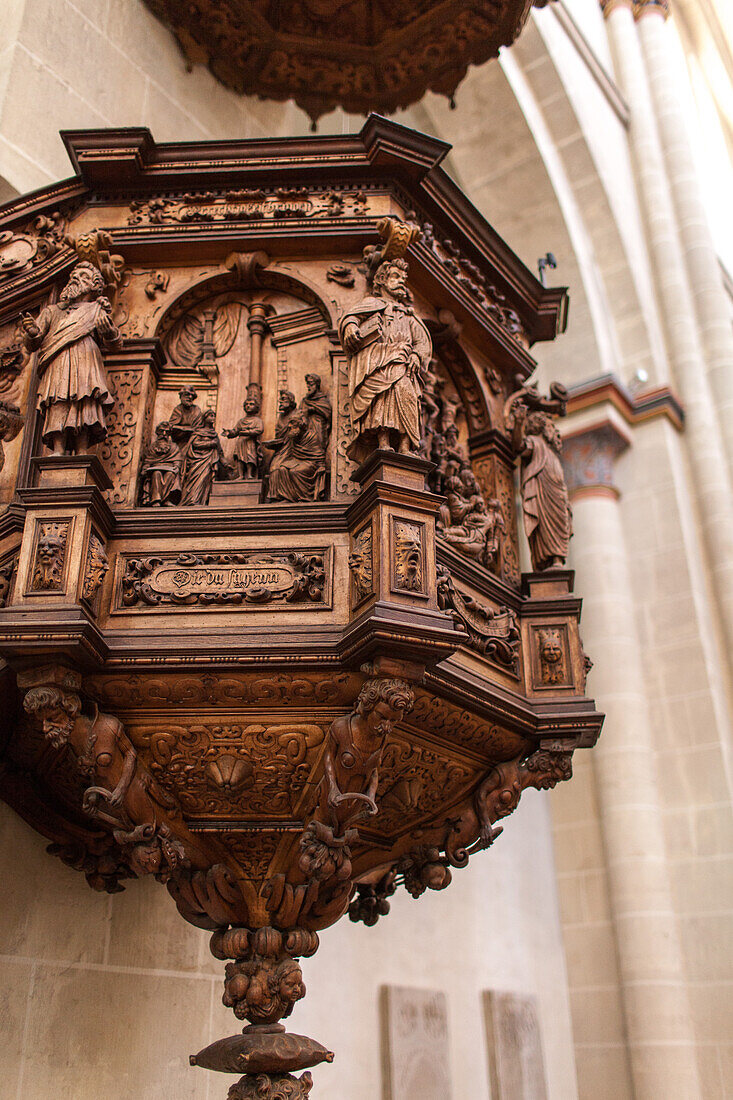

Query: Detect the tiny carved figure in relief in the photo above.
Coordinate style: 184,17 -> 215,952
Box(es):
168,385 -> 204,450
338,258 -> 432,456
439,468 -> 505,570
140,421 -> 182,506
224,384 -> 264,480
20,262 -> 117,455
179,408 -> 228,506
320,678 -> 414,831
506,383 -> 572,571
298,372 -> 332,497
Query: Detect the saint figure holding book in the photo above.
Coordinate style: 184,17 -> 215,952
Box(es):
338,258 -> 432,458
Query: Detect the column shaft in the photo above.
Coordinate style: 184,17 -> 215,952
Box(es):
637,7 -> 733,477
604,2 -> 733,675
571,489 -> 701,1098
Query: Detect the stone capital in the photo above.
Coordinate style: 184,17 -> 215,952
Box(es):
562,421 -> 630,500
600,0 -> 634,19
633,0 -> 670,20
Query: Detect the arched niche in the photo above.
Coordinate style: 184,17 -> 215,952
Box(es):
149,265 -> 336,480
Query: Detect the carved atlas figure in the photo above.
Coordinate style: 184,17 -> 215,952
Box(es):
21,261 -> 117,455
320,678 -> 415,832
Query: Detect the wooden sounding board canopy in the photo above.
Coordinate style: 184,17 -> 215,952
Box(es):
141,0 -> 552,125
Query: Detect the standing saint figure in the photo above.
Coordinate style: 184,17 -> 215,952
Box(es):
140,421 -> 182,506
514,408 -> 572,570
179,409 -> 227,506
298,373 -> 332,498
338,258 -> 432,456
20,262 -> 117,455
224,385 -> 264,480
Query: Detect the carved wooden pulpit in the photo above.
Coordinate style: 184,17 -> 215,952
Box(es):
0,117 -> 601,1098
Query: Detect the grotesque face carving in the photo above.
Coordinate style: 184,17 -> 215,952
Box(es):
32,529 -> 66,590
394,521 -> 423,592
348,526 -> 373,603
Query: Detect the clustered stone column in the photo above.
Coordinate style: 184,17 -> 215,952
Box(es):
601,0 -> 733,675
563,424 -> 702,1099
635,0 -> 733,479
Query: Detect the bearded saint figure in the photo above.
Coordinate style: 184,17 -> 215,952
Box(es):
338,258 -> 432,457
516,409 -> 572,570
21,262 -> 117,455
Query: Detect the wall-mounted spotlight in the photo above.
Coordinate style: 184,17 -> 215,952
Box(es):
537,252 -> 557,286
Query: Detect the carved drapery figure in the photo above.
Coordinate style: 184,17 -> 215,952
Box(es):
298,372 -> 331,497
224,384 -> 264,480
338,258 -> 432,456
168,385 -> 204,449
439,468 -> 506,570
180,409 -> 228,506
506,382 -> 571,571
320,678 -> 414,831
264,412 -> 321,503
21,261 -> 116,454
0,400 -> 23,473
517,411 -> 572,569
140,420 -> 182,506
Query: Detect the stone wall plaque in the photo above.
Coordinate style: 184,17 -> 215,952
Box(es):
483,991 -> 548,1100
382,985 -> 452,1100
117,548 -> 331,610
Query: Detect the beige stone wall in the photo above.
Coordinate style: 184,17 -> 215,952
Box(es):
0,790 -> 578,1099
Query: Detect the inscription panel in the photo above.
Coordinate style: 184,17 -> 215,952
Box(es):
382,985 -> 452,1100
115,548 -> 332,611
483,991 -> 548,1100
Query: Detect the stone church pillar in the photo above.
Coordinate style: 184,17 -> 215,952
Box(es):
635,0 -> 733,479
563,423 -> 702,1099
601,0 -> 733,675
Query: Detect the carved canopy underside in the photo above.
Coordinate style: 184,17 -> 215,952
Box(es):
142,0 -> 541,122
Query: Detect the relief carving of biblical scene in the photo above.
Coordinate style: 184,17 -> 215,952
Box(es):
137,285 -> 334,507
0,121 -> 598,1100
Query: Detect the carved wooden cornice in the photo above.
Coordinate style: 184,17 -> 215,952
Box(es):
41,119 -> 566,357
565,372 -> 685,430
